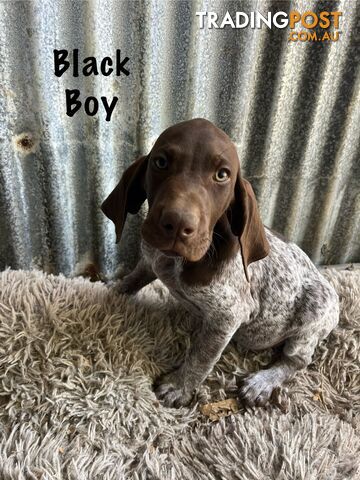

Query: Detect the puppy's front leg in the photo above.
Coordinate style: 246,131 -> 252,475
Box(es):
155,313 -> 241,408
111,258 -> 156,295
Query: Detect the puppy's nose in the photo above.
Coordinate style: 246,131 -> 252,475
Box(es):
160,210 -> 197,240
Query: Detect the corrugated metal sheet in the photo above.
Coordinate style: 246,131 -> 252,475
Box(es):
0,0 -> 359,276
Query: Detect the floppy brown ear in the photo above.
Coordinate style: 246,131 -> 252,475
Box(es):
101,155 -> 148,243
228,175 -> 270,281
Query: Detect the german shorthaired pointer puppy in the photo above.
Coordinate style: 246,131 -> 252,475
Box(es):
101,118 -> 339,408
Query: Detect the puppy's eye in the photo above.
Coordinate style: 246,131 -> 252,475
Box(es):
214,168 -> 230,182
153,157 -> 168,169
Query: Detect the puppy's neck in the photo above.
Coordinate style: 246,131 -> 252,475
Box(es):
180,214 -> 239,286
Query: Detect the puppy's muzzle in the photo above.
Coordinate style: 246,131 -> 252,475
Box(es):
159,210 -> 199,242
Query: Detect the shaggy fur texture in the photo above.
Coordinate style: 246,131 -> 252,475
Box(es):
0,267 -> 359,479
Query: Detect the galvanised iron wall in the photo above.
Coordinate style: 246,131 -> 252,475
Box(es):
0,0 -> 359,276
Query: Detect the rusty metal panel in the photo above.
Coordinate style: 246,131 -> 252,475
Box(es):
0,0 -> 358,276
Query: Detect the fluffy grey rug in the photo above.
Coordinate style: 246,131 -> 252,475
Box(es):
0,267 -> 359,479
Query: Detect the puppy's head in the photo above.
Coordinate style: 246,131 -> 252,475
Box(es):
101,119 -> 269,277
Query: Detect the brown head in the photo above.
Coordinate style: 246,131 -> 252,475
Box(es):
101,119 -> 269,280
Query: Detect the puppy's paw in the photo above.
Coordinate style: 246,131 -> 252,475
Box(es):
239,370 -> 280,407
154,371 -> 194,408
108,276 -> 140,295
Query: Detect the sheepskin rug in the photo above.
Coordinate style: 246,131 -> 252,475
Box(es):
0,267 -> 359,479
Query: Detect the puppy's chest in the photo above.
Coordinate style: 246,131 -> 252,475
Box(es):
151,255 -> 182,290
149,252 -> 246,316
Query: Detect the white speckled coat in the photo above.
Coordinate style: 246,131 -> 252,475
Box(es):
118,228 -> 339,407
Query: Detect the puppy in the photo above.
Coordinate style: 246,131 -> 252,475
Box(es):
101,118 -> 339,408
